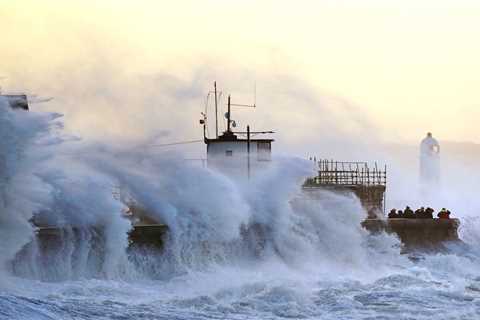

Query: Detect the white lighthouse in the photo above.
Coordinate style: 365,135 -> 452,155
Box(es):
420,132 -> 440,187
200,82 -> 274,178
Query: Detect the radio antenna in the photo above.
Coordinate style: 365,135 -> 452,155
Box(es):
214,81 -> 218,138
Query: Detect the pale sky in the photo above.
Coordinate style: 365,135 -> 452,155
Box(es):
2,0 -> 480,151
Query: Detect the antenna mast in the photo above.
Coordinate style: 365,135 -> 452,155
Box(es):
227,95 -> 231,132
214,81 -> 219,138
225,91 -> 256,133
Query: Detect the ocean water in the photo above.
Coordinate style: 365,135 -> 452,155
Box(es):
1,98 -> 480,319
3,241 -> 480,320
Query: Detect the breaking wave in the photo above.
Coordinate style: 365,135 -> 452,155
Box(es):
1,101 -> 480,319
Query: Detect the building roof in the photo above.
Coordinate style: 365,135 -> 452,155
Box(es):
205,131 -> 274,144
207,138 -> 274,143
2,94 -> 29,110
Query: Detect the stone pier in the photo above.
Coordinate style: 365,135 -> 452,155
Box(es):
362,218 -> 460,250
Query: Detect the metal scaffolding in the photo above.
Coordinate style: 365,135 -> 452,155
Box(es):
308,159 -> 387,187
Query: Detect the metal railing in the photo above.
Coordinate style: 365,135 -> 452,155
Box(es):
308,159 -> 386,186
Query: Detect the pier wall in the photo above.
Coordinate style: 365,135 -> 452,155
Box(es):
362,218 -> 460,250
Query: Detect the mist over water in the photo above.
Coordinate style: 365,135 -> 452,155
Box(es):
1,103 -> 480,319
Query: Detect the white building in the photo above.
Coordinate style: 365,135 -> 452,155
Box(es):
201,85 -> 273,178
419,132 -> 440,185
206,130 -> 273,177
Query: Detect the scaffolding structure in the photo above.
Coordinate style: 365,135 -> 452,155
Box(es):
304,159 -> 387,215
307,159 -> 386,187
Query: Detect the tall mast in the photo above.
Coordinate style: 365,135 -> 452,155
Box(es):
227,95 -> 231,132
214,81 -> 218,138
247,125 -> 251,179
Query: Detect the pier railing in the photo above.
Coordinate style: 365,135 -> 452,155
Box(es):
307,159 -> 387,187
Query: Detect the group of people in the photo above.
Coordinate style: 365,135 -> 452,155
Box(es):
388,206 -> 452,219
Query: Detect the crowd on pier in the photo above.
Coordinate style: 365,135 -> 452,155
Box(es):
388,206 -> 452,219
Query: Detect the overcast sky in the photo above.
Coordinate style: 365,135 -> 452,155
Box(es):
2,0 -> 480,156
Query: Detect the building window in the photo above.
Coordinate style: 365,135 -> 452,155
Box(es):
226,150 -> 233,157
257,142 -> 271,161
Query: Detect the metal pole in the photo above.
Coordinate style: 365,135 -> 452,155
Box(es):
247,125 -> 251,179
384,164 -> 387,214
214,81 -> 218,138
227,95 -> 231,132
203,121 -> 206,141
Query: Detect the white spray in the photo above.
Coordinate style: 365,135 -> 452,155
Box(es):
0,97 -> 60,285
